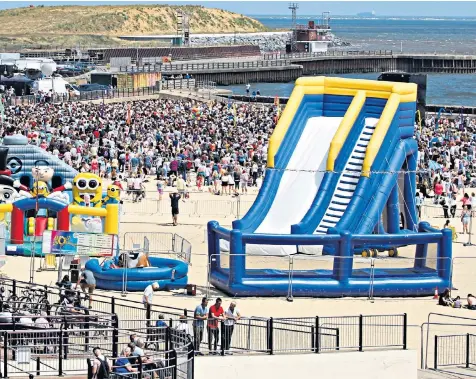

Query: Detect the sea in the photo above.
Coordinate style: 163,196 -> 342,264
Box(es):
219,16 -> 476,106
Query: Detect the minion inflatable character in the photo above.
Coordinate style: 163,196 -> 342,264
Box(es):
101,184 -> 121,207
30,181 -> 50,198
72,173 -> 103,207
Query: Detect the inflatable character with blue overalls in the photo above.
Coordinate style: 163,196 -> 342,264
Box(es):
101,184 -> 122,207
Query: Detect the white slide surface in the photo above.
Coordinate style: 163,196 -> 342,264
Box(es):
314,117 -> 380,234
247,116 -> 343,255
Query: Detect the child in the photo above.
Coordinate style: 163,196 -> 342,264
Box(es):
91,156 -> 99,175
454,296 -> 462,308
157,176 -> 164,201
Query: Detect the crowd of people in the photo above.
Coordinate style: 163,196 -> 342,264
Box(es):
1,97 -> 274,197
416,113 -> 476,232
90,297 -> 241,379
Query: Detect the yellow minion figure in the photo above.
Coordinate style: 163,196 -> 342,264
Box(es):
102,184 -> 121,207
30,181 -> 50,198
72,173 -> 102,207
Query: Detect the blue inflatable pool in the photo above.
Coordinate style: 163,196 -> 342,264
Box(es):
86,256 -> 189,291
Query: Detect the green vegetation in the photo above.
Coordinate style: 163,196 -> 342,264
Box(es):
0,4 -> 268,48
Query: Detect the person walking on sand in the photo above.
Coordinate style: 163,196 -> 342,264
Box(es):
461,205 -> 471,234
156,176 -> 164,201
142,282 -> 160,308
169,192 -> 181,226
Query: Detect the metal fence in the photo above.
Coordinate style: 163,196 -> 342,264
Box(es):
0,278 -> 189,324
162,79 -> 196,90
3,86 -> 160,106
122,314 -> 405,357
1,321 -> 194,378
122,232 -> 192,265
120,59 -> 294,73
261,50 -> 394,60
434,334 -> 476,370
120,196 -> 254,220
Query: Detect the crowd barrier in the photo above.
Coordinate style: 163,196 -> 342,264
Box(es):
3,86 -> 160,106
122,232 -> 192,265
120,196 -> 254,220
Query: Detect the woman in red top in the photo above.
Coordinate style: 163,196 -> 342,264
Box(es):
434,180 -> 444,202
461,193 -> 471,208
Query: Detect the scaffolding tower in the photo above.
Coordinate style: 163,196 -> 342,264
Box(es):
289,2 -> 299,52
176,10 -> 191,46
321,11 -> 330,28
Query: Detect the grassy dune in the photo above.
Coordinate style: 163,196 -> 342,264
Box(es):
0,4 -> 268,49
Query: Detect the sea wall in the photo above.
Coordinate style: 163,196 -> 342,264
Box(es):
189,31 -> 351,52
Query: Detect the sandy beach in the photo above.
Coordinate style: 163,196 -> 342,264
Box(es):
2,176 -> 476,371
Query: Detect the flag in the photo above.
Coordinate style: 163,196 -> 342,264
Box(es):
126,104 -> 131,125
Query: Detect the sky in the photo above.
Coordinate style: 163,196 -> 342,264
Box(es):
0,1 -> 475,17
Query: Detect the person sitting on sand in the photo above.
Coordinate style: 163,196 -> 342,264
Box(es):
439,288 -> 454,307
468,294 -> 476,310
454,296 -> 462,308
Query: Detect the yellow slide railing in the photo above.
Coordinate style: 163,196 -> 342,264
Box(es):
361,93 -> 400,177
267,78 -> 325,168
266,77 -> 417,169
326,90 -> 366,172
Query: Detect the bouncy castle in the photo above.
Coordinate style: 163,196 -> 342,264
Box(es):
208,77 -> 452,298
0,136 -> 119,256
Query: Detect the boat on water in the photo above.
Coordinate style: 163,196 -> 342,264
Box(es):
357,11 -> 376,17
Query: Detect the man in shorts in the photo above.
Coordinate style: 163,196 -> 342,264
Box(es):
169,192 -> 181,226
79,269 -> 96,309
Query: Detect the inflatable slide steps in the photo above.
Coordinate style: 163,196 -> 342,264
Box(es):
315,117 -> 379,234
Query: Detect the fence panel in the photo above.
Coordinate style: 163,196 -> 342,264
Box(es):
122,232 -> 174,253
362,314 -> 405,349
318,316 -> 361,351
4,329 -> 61,376
272,318 -> 315,353
195,199 -> 233,217
121,198 -> 159,215
434,334 -> 470,369
226,318 -> 269,353
157,198 -> 196,216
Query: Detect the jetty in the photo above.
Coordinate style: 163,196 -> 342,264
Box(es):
117,50 -> 476,85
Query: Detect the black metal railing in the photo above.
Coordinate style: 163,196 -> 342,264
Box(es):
1,322 -> 194,379
120,59 -> 294,73
434,333 -> 476,370
0,280 -> 407,369
3,86 -> 160,106
0,279 -> 188,323
262,50 -> 394,60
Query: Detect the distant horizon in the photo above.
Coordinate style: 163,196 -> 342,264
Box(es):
0,1 -> 475,18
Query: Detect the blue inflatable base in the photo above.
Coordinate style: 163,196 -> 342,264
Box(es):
211,267 -> 450,297
95,276 -> 188,291
86,256 -> 189,292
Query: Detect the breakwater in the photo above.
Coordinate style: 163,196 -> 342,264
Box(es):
148,51 -> 476,85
